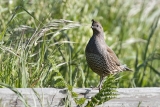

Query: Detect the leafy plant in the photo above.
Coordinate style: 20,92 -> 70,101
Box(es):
85,75 -> 118,107
81,75 -> 117,107
0,0 -> 160,106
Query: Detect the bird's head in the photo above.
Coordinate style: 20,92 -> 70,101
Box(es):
91,19 -> 103,34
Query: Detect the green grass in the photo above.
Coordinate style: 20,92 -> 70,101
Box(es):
0,0 -> 160,88
0,0 -> 160,105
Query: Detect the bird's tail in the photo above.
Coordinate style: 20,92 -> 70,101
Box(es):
121,64 -> 132,71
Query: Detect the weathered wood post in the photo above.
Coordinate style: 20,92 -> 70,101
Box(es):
0,88 -> 160,107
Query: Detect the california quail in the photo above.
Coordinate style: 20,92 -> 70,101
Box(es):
85,19 -> 132,90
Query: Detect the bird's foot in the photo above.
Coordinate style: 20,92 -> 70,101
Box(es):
90,86 -> 99,90
90,86 -> 101,92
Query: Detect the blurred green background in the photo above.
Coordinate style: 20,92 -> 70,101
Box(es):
0,0 -> 160,88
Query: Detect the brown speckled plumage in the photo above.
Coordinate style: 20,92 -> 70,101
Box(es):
85,19 -> 132,90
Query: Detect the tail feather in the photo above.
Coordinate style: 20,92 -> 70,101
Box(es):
121,64 -> 132,71
124,66 -> 132,71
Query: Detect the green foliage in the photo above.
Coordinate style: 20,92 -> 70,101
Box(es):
0,0 -> 160,106
85,75 -> 117,107
1,0 -> 160,88
75,97 -> 86,106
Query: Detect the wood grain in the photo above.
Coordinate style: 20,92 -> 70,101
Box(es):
0,88 -> 159,107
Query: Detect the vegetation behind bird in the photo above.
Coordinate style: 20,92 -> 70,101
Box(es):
0,0 -> 160,90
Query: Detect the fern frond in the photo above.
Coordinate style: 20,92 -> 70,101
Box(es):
85,75 -> 118,107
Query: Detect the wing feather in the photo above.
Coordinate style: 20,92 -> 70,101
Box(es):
106,46 -> 121,66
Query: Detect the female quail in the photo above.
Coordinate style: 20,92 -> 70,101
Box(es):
85,19 -> 132,90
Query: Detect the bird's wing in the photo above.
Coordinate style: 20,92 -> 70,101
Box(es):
106,46 -> 121,66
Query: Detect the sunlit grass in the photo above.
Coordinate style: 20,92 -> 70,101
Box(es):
0,0 -> 160,106
0,0 -> 160,89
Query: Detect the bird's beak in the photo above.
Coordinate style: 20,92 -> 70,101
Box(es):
91,26 -> 96,29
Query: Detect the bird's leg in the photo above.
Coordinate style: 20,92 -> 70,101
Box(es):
98,76 -> 104,92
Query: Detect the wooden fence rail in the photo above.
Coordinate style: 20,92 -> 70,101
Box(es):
0,88 -> 160,107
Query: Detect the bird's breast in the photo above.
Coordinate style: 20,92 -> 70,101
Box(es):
85,35 -> 105,55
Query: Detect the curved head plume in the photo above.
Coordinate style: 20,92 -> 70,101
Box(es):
91,19 -> 95,23
91,19 -> 103,33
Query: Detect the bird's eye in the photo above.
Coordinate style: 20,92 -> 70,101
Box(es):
97,25 -> 98,27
